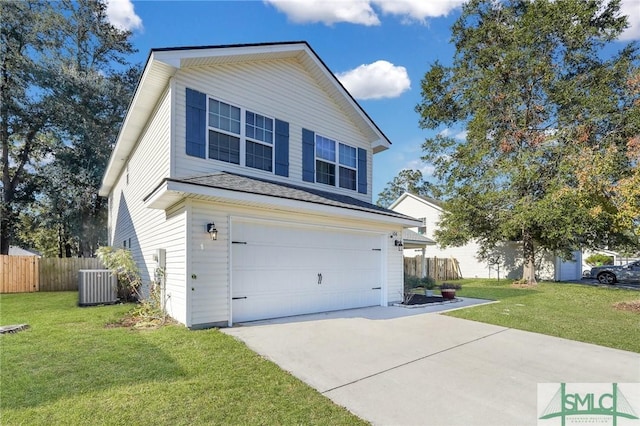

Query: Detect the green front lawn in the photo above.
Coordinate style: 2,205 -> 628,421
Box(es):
446,279 -> 640,353
0,292 -> 365,425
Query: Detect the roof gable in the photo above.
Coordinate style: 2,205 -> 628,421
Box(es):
99,41 -> 391,197
389,192 -> 444,212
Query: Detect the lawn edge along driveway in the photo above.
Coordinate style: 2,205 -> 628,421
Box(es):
223,306 -> 640,426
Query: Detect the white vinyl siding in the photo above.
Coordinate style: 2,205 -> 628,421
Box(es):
386,234 -> 402,305
162,203 -> 187,324
108,88 -> 189,323
185,199 -> 401,327
189,201 -> 230,326
172,58 -> 372,202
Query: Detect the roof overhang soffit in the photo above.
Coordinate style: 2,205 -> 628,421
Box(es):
145,180 -> 421,228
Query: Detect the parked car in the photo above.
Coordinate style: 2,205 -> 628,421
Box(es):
590,260 -> 640,284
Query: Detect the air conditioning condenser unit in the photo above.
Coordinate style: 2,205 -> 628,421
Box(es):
78,270 -> 118,306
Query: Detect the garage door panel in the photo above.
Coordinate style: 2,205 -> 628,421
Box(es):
232,220 -> 382,323
234,246 -> 334,269
233,270 -> 319,295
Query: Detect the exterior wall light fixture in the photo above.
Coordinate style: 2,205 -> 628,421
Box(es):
206,223 -> 218,240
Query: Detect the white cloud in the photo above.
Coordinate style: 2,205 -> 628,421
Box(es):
336,60 -> 411,100
106,0 -> 143,32
403,160 -> 436,177
455,130 -> 467,141
373,0 -> 466,23
438,128 -> 467,140
264,0 -> 380,26
618,0 -> 640,41
264,0 -> 465,26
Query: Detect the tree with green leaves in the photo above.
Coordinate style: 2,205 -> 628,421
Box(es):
1,1 -> 60,255
416,0 -> 639,284
1,0 -> 138,255
377,169 -> 436,208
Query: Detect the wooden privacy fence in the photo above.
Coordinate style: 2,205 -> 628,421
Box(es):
404,255 -> 462,281
1,256 -> 105,293
1,256 -> 39,293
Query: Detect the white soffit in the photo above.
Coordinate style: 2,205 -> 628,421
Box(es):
145,180 -> 420,227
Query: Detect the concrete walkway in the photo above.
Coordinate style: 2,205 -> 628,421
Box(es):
222,300 -> 640,426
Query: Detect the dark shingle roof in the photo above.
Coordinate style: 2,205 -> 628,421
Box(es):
170,172 -> 417,221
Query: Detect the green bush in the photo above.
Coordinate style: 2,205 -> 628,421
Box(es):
585,253 -> 614,266
404,275 -> 436,291
439,282 -> 462,290
96,246 -> 142,301
96,246 -> 167,328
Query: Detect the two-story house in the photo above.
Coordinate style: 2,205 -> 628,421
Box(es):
99,42 -> 420,328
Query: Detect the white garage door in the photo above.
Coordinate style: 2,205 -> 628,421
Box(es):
231,220 -> 383,323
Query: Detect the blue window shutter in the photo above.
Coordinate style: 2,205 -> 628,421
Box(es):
274,119 -> 289,177
302,128 -> 315,182
358,148 -> 367,194
186,88 -> 206,158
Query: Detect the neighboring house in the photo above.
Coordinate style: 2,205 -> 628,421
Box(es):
390,192 -> 559,280
8,246 -> 41,257
99,42 -> 420,328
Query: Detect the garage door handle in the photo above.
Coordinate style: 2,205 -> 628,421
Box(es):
232,296 -> 247,300
371,287 -> 381,290
318,273 -> 322,285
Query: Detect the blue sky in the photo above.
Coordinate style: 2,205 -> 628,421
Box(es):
105,0 -> 640,199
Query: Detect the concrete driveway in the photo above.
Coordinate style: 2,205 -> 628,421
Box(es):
222,301 -> 640,426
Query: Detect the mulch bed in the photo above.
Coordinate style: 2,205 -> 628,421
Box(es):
613,300 -> 640,313
105,313 -> 176,329
403,294 -> 449,305
511,282 -> 537,288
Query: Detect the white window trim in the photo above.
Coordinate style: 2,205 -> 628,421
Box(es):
314,134 -> 358,191
418,217 -> 427,235
206,96 -> 275,173
338,143 -> 357,191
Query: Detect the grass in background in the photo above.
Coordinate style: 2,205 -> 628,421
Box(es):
446,279 -> 640,353
0,292 -> 365,425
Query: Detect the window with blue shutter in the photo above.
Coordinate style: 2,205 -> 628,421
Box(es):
274,119 -> 289,177
185,88 -> 206,158
244,110 -> 272,171
185,88 -> 367,192
302,129 -> 315,182
357,148 -> 367,194
306,129 -> 367,193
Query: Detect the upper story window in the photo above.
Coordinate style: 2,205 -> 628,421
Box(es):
338,143 -> 357,191
418,217 -> 427,235
187,88 -> 289,177
245,112 -> 273,172
208,99 -> 241,166
209,99 -> 241,134
207,98 -> 274,172
315,135 -> 358,191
